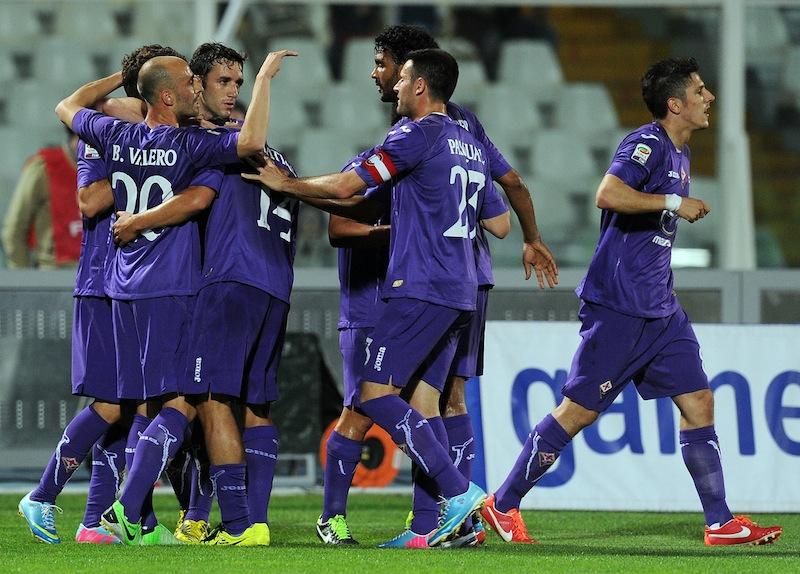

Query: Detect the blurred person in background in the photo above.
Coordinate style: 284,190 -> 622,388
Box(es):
2,127 -> 82,268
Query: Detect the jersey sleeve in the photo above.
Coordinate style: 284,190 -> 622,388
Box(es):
184,127 -> 241,167
187,167 -> 224,193
606,133 -> 665,191
71,108 -> 122,152
354,123 -> 428,187
479,181 -> 509,220
76,139 -> 107,188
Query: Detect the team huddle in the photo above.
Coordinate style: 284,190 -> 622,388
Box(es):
17,24 -> 782,549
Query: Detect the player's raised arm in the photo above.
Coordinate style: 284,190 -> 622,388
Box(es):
55,72 -> 124,129
237,50 -> 297,157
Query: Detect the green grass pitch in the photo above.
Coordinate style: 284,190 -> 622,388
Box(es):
2,493 -> 796,574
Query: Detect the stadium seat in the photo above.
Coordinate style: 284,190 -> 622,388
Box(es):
497,40 -> 563,104
554,82 -> 619,141
781,46 -> 800,103
34,39 -> 96,85
295,128 -> 361,177
0,125 -> 66,180
7,81 -> 73,129
679,176 -> 719,248
342,37 -> 379,93
526,176 -> 580,242
267,87 -> 309,150
268,37 -> 331,103
0,2 -> 43,42
55,0 -> 119,42
477,85 -> 542,152
450,60 -> 487,111
529,129 -> 599,186
320,83 -> 388,145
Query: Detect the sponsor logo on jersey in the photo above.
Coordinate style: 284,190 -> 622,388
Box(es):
631,143 -> 652,166
668,170 -> 680,179
640,133 -> 659,141
83,144 -> 100,160
194,357 -> 202,383
457,119 -> 469,131
392,279 -> 404,288
652,235 -> 672,248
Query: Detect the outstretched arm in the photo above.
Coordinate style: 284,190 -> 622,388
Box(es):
496,169 -> 558,288
329,215 -> 390,248
481,211 -> 510,239
242,163 -> 367,200
55,72 -> 123,128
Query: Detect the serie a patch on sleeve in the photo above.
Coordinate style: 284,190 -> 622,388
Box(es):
83,144 -> 100,160
631,143 -> 652,166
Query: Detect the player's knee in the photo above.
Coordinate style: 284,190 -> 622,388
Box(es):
91,401 -> 121,424
335,408 -> 372,439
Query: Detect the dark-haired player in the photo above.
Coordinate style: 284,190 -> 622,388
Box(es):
480,57 -> 782,547
245,49 -> 499,547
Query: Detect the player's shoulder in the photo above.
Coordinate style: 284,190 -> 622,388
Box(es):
266,145 -> 297,177
617,122 -> 668,166
445,101 -> 480,132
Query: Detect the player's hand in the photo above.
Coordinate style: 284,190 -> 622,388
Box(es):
241,160 -> 289,191
523,239 -> 559,289
675,197 -> 710,223
257,50 -> 299,80
113,211 -> 140,246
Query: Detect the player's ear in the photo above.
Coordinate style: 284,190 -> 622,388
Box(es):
415,77 -> 425,97
666,96 -> 682,116
161,90 -> 174,106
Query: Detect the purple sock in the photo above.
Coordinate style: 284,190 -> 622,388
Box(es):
243,425 -> 279,524
495,414 -> 571,513
322,430 -> 362,521
411,416 -> 448,534
186,448 -> 212,522
165,443 -> 193,512
119,408 -> 189,523
359,395 -> 467,497
124,415 -> 157,528
210,463 -> 251,536
82,424 -> 127,527
680,426 -> 733,526
31,406 -> 110,503
443,414 -> 475,531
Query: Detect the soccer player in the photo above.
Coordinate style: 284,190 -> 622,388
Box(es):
55,50 -> 294,546
244,49 -> 494,547
318,24 -> 558,547
480,57 -> 783,547
112,42 -> 299,546
16,44 -> 185,546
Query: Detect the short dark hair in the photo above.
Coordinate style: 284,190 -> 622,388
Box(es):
121,44 -> 185,99
374,24 -> 439,66
642,57 -> 700,119
190,42 -> 247,82
405,49 -> 458,104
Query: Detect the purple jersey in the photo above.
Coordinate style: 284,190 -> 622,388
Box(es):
337,155 -> 391,329
355,113 -> 492,311
71,109 -> 237,299
74,140 -> 112,297
200,146 -> 299,303
577,122 -> 691,318
401,102 -> 512,289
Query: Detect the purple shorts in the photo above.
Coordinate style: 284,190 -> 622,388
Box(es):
187,282 -> 288,405
361,297 -> 472,392
450,286 -> 490,378
562,301 -> 709,412
112,296 -> 195,401
340,327 -> 372,408
72,296 -> 118,403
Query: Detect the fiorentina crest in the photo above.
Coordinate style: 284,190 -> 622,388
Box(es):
61,456 -> 80,472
